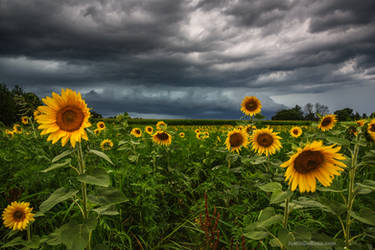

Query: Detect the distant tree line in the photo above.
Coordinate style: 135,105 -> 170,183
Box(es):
272,102 -> 374,121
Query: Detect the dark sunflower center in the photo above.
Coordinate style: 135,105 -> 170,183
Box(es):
256,133 -> 274,147
56,105 -> 84,132
156,132 -> 169,141
136,130 -> 140,134
294,150 -> 324,174
321,117 -> 332,127
99,124 -> 104,128
147,128 -> 151,132
245,101 -> 258,111
229,133 -> 244,147
370,124 -> 375,132
293,129 -> 299,135
13,210 -> 25,221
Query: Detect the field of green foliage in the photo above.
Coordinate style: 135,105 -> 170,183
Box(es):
1,94 -> 375,249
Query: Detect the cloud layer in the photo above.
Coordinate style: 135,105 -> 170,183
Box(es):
0,0 -> 374,118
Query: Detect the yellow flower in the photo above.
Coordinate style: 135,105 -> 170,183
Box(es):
179,132 -> 185,138
33,108 -> 41,119
5,129 -> 14,137
100,139 -> 114,151
156,121 -> 167,130
368,119 -> 375,141
13,124 -> 22,134
281,141 -> 346,193
356,120 -> 365,127
35,89 -> 91,148
318,114 -> 337,132
195,129 -> 200,134
241,96 -> 262,116
217,136 -> 221,142
94,128 -> 101,135
250,128 -> 282,156
152,131 -> 172,146
97,121 -> 106,130
290,126 -> 302,138
145,126 -> 154,135
131,128 -> 142,137
2,201 -> 35,231
225,129 -> 249,153
21,116 -> 29,125
203,131 -> 209,138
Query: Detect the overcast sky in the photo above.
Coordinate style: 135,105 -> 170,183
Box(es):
1,0 -> 374,119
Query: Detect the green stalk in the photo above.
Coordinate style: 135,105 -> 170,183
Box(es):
29,117 -> 37,138
77,142 -> 91,250
27,225 -> 31,250
344,138 -> 360,249
283,197 -> 290,229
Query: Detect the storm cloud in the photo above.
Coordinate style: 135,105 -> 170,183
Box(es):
0,0 -> 374,118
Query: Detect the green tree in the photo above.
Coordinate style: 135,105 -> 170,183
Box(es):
334,108 -> 354,121
272,105 -> 304,120
0,84 -> 17,126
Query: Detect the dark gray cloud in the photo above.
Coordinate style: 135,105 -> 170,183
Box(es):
0,0 -> 374,118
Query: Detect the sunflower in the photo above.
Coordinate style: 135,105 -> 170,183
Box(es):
195,129 -> 200,134
241,96 -> 262,116
152,131 -> 172,146
250,128 -> 282,156
13,124 -> 22,134
368,119 -> 375,141
33,108 -> 41,119
203,131 -> 209,138
156,121 -> 167,130
179,132 -> 185,138
2,201 -> 35,231
21,116 -> 29,125
5,129 -> 14,137
35,89 -> 91,148
196,132 -> 204,140
318,114 -> 337,132
97,121 -> 106,131
131,128 -> 142,137
100,139 -> 114,151
356,120 -> 365,127
94,128 -> 101,135
290,126 -> 302,138
145,126 -> 154,135
225,129 -> 249,153
281,141 -> 346,193
245,125 -> 256,134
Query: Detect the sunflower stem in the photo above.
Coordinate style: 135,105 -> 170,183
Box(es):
26,225 -> 31,250
344,137 -> 360,249
77,142 -> 91,250
29,117 -> 38,139
283,197 -> 290,229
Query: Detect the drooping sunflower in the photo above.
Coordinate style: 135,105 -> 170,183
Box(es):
35,89 -> 91,148
2,201 -> 35,231
225,129 -> 249,153
145,126 -> 154,135
241,96 -> 262,116
318,114 -> 337,132
131,128 -> 142,137
281,141 -> 346,193
250,128 -> 282,156
97,121 -> 106,131
100,139 -> 114,151
152,131 -> 172,146
156,121 -> 167,130
179,132 -> 185,138
13,124 -> 22,134
290,126 -> 302,138
368,119 -> 375,141
21,116 -> 29,125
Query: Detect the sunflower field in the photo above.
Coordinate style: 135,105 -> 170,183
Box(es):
1,89 -> 375,250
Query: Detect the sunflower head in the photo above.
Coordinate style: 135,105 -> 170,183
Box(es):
97,121 -> 106,130
196,132 -> 204,140
100,139 -> 114,151
5,129 -> 14,137
204,131 -> 209,138
94,128 -> 101,135
195,129 -> 200,134
21,116 -> 29,125
156,121 -> 167,130
36,89 -> 91,148
347,125 -> 358,137
250,128 -> 282,156
368,119 -> 375,141
241,96 -> 262,116
131,128 -> 142,137
318,114 -> 337,131
2,201 -> 35,231
281,141 -> 346,193
145,126 -> 154,135
179,132 -> 185,138
290,126 -> 302,138
152,131 -> 172,146
356,120 -> 365,127
13,124 -> 22,134
225,129 -> 249,153
245,125 -> 256,134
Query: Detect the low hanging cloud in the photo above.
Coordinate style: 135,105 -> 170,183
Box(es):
0,0 -> 374,117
